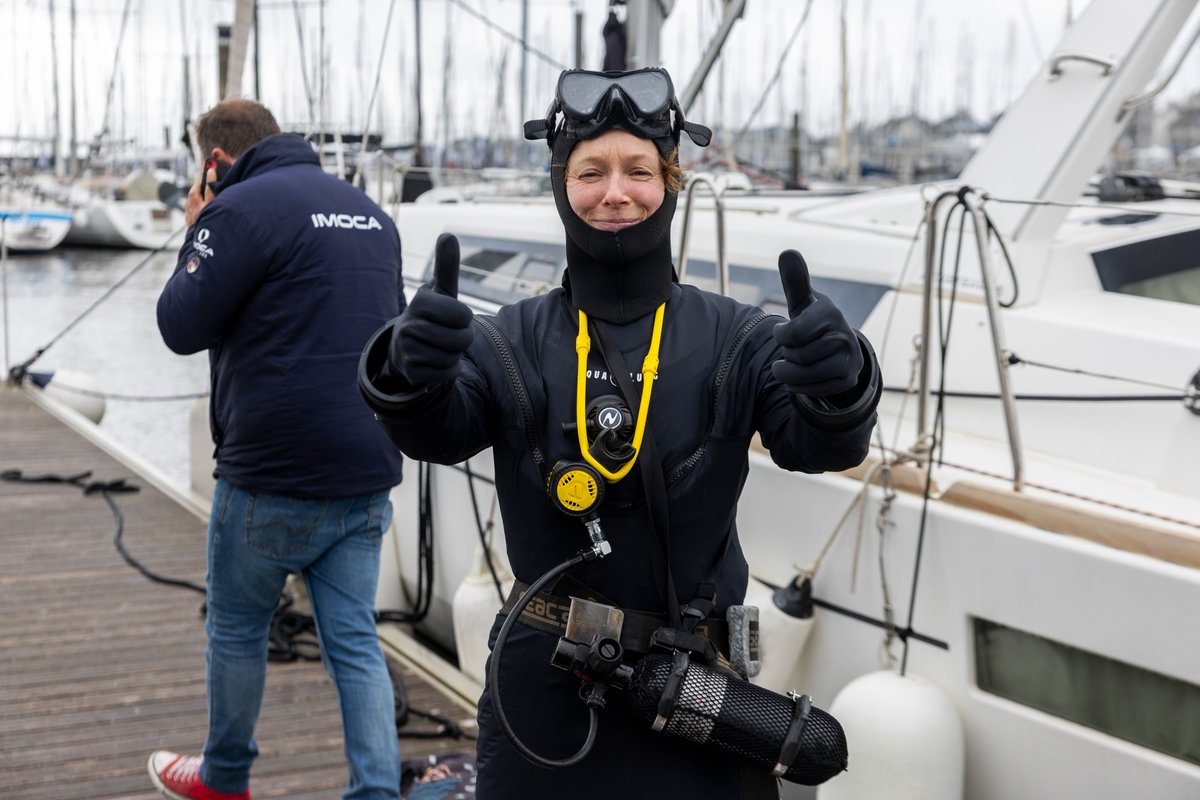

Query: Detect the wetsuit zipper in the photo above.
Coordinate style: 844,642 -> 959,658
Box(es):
473,315 -> 546,472
665,312 -> 774,487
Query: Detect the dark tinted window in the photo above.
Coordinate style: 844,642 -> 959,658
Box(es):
424,235 -> 567,306
681,259 -> 888,327
1092,228 -> 1200,306
975,618 -> 1200,766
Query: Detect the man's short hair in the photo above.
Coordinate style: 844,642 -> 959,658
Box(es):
195,99 -> 281,161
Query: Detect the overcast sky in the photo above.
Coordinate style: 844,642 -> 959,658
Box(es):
4,0 -> 1200,161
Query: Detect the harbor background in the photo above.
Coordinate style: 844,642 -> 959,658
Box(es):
1,246 -> 207,489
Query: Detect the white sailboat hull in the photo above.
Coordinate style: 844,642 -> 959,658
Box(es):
0,209 -> 73,252
65,199 -> 185,250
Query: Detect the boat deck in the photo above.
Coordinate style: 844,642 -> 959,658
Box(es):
0,385 -> 476,799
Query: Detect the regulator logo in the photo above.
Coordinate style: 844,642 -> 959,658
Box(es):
597,406 -> 624,430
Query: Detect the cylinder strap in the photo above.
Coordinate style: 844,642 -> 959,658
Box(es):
772,692 -> 813,776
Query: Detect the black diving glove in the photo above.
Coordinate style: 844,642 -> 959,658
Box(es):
771,249 -> 865,400
387,233 -> 474,386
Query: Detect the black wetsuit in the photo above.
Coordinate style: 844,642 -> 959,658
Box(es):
361,279 -> 878,799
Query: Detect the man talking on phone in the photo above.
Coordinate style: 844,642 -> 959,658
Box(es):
149,98 -> 406,800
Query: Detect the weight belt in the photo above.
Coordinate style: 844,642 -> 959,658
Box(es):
499,575 -> 735,658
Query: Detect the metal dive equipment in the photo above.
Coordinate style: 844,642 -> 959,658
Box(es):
546,459 -> 610,559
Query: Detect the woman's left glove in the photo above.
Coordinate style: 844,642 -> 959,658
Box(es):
771,249 -> 864,398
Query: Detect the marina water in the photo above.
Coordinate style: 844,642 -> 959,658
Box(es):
1,247 -> 208,489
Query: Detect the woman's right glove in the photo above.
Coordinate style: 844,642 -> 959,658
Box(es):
387,233 -> 474,386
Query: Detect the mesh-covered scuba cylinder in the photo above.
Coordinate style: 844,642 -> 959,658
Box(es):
624,653 -> 848,786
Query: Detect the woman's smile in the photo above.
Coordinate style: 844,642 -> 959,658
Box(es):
565,129 -> 666,231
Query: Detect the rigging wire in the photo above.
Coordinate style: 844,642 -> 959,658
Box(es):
350,0 -> 399,188
291,0 -> 318,133
883,386 -> 1185,403
986,193 -> 1200,218
733,0 -> 815,143
80,0 -> 134,174
7,224 -> 188,383
463,459 -> 506,603
898,189 -> 974,674
446,0 -> 567,70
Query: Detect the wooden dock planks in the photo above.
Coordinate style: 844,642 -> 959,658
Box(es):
0,385 -> 475,799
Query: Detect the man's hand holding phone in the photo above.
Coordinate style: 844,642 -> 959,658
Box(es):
185,158 -> 229,227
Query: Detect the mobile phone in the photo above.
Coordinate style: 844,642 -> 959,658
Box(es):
202,158 -> 232,197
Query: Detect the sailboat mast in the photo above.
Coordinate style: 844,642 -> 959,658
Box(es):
253,0 -> 261,100
838,0 -> 848,177
49,0 -> 63,176
223,0 -> 255,99
412,0 -> 425,166
519,0 -> 528,162
69,0 -> 77,177
180,0 -> 192,142
319,0 -> 326,150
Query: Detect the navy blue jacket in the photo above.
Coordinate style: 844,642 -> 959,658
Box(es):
159,133 -> 405,497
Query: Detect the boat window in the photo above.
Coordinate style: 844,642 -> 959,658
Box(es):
974,618 -> 1200,766
1092,228 -> 1200,306
425,234 -> 566,306
681,259 -> 888,328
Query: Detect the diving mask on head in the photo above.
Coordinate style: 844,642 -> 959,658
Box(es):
529,67 -> 713,324
524,67 -> 712,150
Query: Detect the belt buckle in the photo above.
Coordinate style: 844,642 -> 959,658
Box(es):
564,597 -> 625,643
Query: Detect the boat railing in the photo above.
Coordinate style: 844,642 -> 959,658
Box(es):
1119,12 -> 1200,119
918,187 -> 1024,491
677,173 -> 729,297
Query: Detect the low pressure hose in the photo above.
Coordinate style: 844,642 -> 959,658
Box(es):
487,550 -> 598,768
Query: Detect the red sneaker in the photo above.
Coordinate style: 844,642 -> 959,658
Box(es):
147,751 -> 250,800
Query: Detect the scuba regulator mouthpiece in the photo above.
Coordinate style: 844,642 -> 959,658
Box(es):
561,394 -> 635,473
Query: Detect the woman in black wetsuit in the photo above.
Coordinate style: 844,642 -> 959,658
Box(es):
359,67 -> 881,800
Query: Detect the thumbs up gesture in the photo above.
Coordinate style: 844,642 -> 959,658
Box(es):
771,250 -> 864,398
388,233 -> 475,386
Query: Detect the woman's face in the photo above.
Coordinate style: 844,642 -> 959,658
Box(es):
565,129 -> 665,232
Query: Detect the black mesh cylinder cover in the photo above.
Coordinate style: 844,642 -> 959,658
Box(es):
624,654 -> 848,785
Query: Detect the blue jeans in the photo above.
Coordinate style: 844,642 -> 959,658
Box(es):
200,478 -> 400,799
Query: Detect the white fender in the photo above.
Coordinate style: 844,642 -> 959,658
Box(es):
452,542 -> 514,684
39,369 -> 106,424
817,670 -> 964,800
747,575 -> 816,694
188,396 -> 215,501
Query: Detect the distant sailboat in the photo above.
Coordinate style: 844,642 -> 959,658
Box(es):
0,190 -> 73,253
58,0 -> 186,250
61,171 -> 185,250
